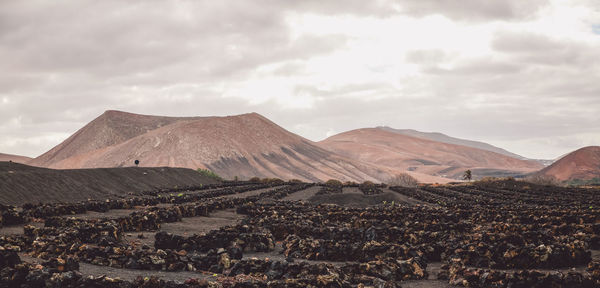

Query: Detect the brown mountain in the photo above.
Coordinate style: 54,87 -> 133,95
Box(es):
29,110 -> 396,183
538,146 -> 600,181
0,153 -> 32,164
28,110 -> 200,167
318,128 -> 543,179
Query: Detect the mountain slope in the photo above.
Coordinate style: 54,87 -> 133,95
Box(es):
31,111 -> 397,183
0,161 -> 218,205
0,153 -> 31,164
538,146 -> 600,181
319,128 -> 543,179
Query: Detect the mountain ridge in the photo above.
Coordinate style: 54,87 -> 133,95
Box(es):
27,110 -> 549,183
28,111 -> 405,183
377,126 -> 524,159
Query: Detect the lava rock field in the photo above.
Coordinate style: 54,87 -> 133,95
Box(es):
1,179 -> 600,287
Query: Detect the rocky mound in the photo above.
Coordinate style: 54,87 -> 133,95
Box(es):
538,146 -> 600,181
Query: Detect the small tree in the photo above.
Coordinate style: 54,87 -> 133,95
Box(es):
197,168 -> 223,181
134,159 -> 140,167
463,170 -> 472,181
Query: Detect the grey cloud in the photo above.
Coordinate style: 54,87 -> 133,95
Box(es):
274,0 -> 549,21
268,0 -> 399,17
0,0 -> 348,127
293,82 -> 398,99
271,86 -> 599,155
397,0 -> 549,21
422,58 -> 523,75
492,32 -> 600,67
0,1 -> 343,79
405,50 -> 449,65
271,61 -> 307,77
0,0 -> 599,160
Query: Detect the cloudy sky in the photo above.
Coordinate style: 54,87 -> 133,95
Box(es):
1,0 -> 599,160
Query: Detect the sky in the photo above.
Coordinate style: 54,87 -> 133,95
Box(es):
1,0 -> 599,160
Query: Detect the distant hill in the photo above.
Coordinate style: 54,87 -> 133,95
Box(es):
0,153 -> 31,164
378,127 -> 526,159
319,128 -> 543,180
537,146 -> 600,182
377,127 -> 553,166
28,111 -> 394,183
0,161 -> 219,205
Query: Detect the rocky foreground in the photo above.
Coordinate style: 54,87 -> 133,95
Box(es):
1,179 -> 600,287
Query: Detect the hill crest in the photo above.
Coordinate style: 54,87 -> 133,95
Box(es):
538,146 -> 600,181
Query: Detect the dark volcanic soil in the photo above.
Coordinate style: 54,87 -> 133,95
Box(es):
0,162 -> 219,205
4,180 -> 600,288
307,187 -> 430,208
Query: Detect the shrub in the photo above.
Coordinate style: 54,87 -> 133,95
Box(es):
261,178 -> 285,185
197,169 -> 223,181
249,177 -> 261,183
387,173 -> 418,188
475,177 -> 515,184
564,178 -> 600,187
359,181 -> 383,195
523,174 -> 560,186
361,181 -> 375,186
477,177 -> 500,183
324,179 -> 343,187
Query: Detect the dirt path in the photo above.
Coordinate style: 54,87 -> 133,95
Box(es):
342,187 -> 363,194
0,221 -> 43,235
124,209 -> 246,247
401,280 -> 451,288
162,209 -> 244,235
60,209 -> 139,220
78,262 -> 217,282
282,186 -> 320,201
308,191 -> 415,208
19,252 -> 216,283
383,188 -> 431,206
219,186 -> 286,199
